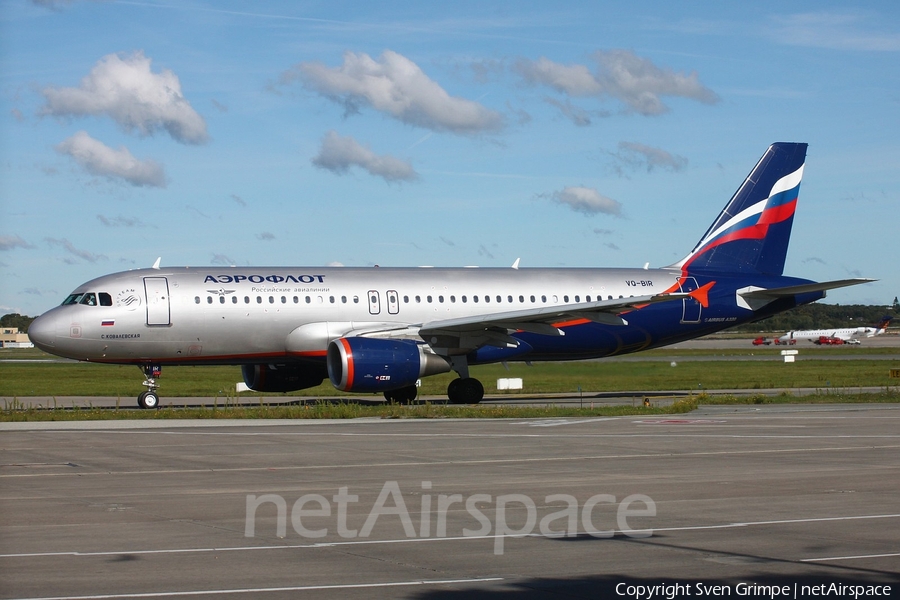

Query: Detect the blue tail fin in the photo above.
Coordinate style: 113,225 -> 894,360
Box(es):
673,142 -> 807,275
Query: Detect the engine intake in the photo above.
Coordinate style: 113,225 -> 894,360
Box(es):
241,363 -> 326,392
327,337 -> 451,392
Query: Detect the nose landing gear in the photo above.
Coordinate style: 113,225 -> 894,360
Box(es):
137,364 -> 161,409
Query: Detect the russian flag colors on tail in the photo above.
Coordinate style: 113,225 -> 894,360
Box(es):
674,142 -> 807,276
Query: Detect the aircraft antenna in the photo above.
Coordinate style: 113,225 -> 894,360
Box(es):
152,257 -> 161,270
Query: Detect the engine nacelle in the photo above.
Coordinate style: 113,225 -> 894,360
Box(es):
327,337 -> 451,393
241,363 -> 326,392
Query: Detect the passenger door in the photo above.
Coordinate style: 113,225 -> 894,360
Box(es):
144,277 -> 171,326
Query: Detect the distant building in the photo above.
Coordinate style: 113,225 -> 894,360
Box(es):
0,327 -> 34,348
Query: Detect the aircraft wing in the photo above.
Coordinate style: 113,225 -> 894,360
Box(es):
345,292 -> 686,352
418,292 -> 686,338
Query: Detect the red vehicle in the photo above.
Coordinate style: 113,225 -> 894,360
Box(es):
774,338 -> 796,345
752,336 -> 772,346
814,335 -> 844,345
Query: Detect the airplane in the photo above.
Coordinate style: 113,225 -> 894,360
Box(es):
28,142 -> 874,409
776,316 -> 892,345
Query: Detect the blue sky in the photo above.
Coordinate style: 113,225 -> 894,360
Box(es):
1,1 -> 898,317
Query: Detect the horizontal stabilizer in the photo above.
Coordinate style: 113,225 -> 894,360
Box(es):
739,278 -> 875,300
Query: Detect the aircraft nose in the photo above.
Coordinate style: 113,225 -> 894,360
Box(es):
28,312 -> 58,351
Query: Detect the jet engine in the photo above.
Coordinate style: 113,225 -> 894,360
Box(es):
241,363 -> 326,392
327,337 -> 451,392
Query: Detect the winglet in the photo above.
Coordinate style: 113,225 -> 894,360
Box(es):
152,257 -> 161,270
511,258 -> 520,270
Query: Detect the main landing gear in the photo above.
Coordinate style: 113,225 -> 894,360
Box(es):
137,364 -> 161,409
446,356 -> 484,404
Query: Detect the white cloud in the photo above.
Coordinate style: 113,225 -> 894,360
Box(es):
96,215 -> 149,228
312,131 -> 418,182
552,186 -> 622,216
0,235 -> 36,251
211,254 -> 236,266
56,131 -> 166,187
45,237 -> 107,263
514,57 -> 602,96
514,50 -> 719,116
40,51 -> 208,144
287,50 -> 504,134
611,141 -> 688,174
770,12 -> 900,52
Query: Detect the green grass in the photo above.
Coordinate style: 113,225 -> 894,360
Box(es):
2,358 -> 898,398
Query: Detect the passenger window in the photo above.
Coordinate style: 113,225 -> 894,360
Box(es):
427,295 -> 433,303
281,296 -> 287,304
208,297 -> 214,304
244,296 -> 250,304
219,296 -> 225,304
232,296 -> 238,304
195,296 -> 201,304
99,293 -> 113,306
256,296 -> 262,304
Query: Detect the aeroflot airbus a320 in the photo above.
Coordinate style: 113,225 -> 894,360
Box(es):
29,143 -> 873,408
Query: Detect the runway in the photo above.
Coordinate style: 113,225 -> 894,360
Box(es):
1,405 -> 898,599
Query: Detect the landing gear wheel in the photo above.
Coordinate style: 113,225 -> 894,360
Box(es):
384,385 -> 418,404
137,364 -> 162,410
447,377 -> 484,404
137,390 -> 159,409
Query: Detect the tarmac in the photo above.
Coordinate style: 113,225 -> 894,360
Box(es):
1,404 -> 898,599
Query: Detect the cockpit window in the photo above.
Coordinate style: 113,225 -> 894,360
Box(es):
99,292 -> 113,306
79,293 -> 97,306
62,293 -> 84,306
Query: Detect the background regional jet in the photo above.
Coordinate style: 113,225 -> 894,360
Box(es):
776,316 -> 892,345
28,143 -> 872,408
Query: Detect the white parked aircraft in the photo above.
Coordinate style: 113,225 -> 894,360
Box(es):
776,316 -> 892,345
